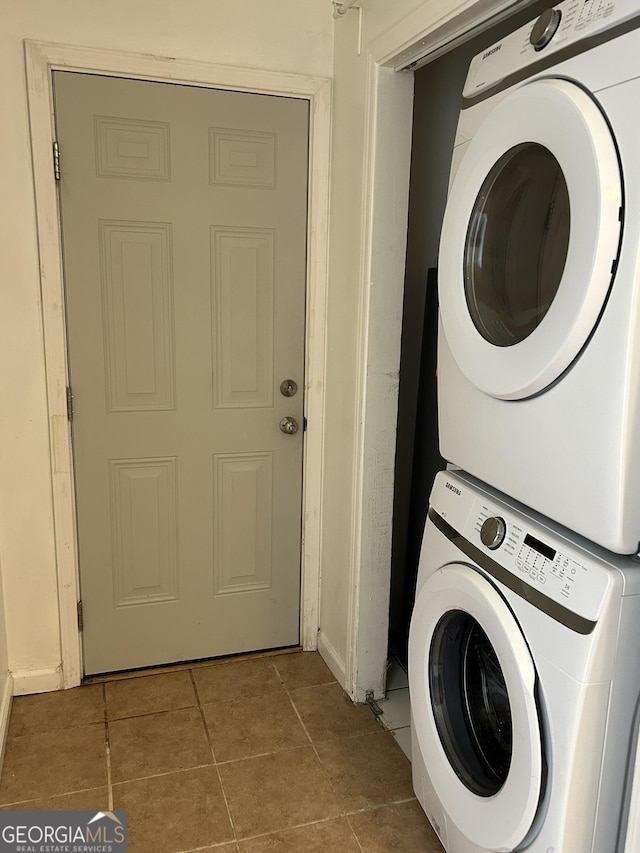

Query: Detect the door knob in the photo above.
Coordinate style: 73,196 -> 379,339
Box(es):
279,417 -> 299,435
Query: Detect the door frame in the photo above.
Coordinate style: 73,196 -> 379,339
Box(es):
344,0 -> 528,702
25,39 -> 331,688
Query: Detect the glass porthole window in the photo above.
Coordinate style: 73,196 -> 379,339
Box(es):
464,143 -> 571,347
429,610 -> 513,797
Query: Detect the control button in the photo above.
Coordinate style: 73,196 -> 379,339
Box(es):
480,516 -> 507,550
530,8 -> 562,50
539,575 -> 546,585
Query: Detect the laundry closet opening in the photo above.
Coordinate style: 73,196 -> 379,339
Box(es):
387,0 -> 554,672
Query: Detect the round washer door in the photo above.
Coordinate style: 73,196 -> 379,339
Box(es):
408,563 -> 543,851
439,78 -> 622,400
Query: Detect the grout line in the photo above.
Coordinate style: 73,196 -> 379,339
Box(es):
345,813 -> 366,852
189,667 -> 204,707
222,802 -> 421,850
213,743 -> 318,767
278,676 -> 348,819
280,684 -> 313,748
189,668 -> 238,845
109,747 -> 327,788
4,720 -> 107,744
189,669 -> 217,765
0,785 -> 112,810
108,761 -> 218,788
344,796 -> 419,815
103,684 -> 114,811
343,799 -> 422,853
230,815 -> 351,845
105,703 -> 200,724
0,783 -> 419,814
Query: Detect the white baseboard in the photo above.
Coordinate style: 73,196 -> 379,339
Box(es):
317,630 -> 347,690
11,667 -> 63,696
0,673 -> 13,773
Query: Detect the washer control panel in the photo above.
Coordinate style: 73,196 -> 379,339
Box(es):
472,504 -> 611,617
433,473 -> 612,621
463,0 -> 637,97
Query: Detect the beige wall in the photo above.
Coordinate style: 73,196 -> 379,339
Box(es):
0,0 -> 332,689
0,548 -> 11,754
0,549 -> 10,696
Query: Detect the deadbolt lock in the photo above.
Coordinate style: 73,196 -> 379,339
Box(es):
280,379 -> 298,397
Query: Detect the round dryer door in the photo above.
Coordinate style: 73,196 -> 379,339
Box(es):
409,563 -> 543,851
439,78 -> 622,399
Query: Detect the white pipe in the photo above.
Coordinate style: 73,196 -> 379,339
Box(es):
333,0 -> 359,19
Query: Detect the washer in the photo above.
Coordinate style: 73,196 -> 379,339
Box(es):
437,0 -> 640,554
409,469 -> 640,853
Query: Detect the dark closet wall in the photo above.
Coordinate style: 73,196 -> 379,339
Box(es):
388,0 -> 552,666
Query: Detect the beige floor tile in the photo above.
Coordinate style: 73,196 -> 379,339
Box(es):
271,652 -> 335,690
218,747 -> 341,839
238,818 -> 360,852
109,707 -> 212,782
203,692 -> 308,762
7,787 -> 109,811
113,766 -> 233,853
348,800 -> 445,852
0,723 -> 107,804
193,658 -> 283,705
106,670 -> 197,719
8,685 -> 104,737
290,682 -> 381,744
316,731 -> 414,812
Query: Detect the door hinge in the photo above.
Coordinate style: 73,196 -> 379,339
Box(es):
303,416 -> 307,432
77,600 -> 84,632
53,141 -> 61,181
66,385 -> 73,421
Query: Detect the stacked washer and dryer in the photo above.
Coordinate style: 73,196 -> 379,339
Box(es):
408,2 -> 640,851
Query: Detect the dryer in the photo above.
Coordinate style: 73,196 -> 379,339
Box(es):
409,469 -> 640,853
437,0 -> 640,553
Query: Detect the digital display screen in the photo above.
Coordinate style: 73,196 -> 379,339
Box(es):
524,533 -> 556,561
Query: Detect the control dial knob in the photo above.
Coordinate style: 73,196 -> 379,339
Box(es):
530,8 -> 561,51
480,516 -> 507,550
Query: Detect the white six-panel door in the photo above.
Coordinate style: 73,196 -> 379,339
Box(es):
54,71 -> 309,674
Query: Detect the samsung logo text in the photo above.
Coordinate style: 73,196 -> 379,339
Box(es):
482,44 -> 502,59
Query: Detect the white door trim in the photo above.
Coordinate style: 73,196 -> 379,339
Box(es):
346,0 -> 521,702
24,39 -> 331,688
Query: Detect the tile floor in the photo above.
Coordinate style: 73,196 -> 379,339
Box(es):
0,651 -> 445,852
376,658 -> 412,760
